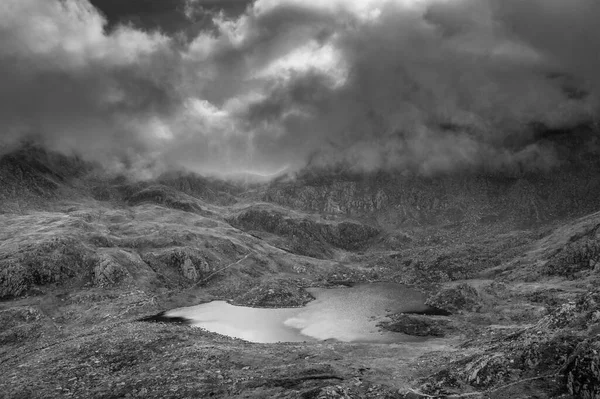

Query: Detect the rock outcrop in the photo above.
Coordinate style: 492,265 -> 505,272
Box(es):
233,281 -> 314,307
127,185 -> 206,214
565,339 -> 600,398
141,248 -> 213,286
228,208 -> 379,258
264,151 -> 600,228
425,284 -> 482,314
379,314 -> 452,337
420,289 -> 600,397
545,223 -> 600,278
0,237 -> 95,299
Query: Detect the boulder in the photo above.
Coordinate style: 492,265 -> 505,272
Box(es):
565,339 -> 600,399
93,253 -> 130,287
141,248 -> 212,285
379,314 -> 451,337
0,260 -> 31,298
234,281 -> 314,307
425,283 -> 482,314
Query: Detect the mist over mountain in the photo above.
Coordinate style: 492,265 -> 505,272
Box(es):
5,2 -> 600,398
4,128 -> 600,397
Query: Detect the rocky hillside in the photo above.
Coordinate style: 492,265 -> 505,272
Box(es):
0,146 -> 383,303
3,138 -> 600,398
0,146 -> 90,208
263,125 -> 600,229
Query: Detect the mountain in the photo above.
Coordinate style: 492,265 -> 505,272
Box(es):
264,124 -> 600,228
3,131 -> 600,398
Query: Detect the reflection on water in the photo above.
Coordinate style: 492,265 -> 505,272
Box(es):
166,283 -> 432,343
168,301 -> 306,343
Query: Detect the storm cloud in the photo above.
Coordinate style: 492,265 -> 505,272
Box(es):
0,0 -> 598,177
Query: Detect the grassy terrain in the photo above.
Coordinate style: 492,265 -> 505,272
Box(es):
3,146 -> 600,398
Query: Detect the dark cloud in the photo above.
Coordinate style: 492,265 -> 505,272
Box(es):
89,0 -> 251,37
1,0 -> 598,178
215,0 -> 597,174
494,0 -> 600,92
0,0 -> 181,175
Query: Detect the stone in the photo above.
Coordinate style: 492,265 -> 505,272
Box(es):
425,283 -> 482,314
379,314 -> 451,337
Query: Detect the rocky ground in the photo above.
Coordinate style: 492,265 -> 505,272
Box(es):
3,142 -> 600,398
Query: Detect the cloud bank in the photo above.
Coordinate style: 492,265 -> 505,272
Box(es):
0,0 -> 598,177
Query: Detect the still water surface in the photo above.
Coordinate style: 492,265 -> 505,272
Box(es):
166,283 -> 432,343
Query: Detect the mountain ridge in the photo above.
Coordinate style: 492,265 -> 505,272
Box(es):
3,134 -> 600,397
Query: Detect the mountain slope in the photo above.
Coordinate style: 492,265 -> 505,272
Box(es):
3,140 -> 600,398
263,125 -> 600,230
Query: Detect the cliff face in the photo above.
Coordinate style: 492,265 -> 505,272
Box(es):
264,129 -> 600,228
0,146 -> 90,207
264,171 -> 600,228
227,207 -> 380,259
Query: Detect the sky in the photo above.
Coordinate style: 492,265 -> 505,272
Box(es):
0,0 -> 599,178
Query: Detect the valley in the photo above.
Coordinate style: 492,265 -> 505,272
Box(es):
2,136 -> 600,398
